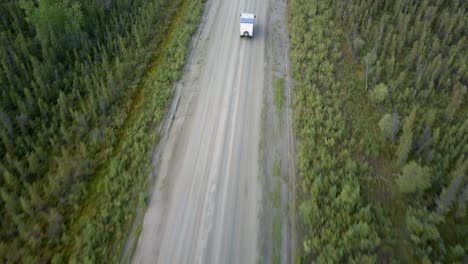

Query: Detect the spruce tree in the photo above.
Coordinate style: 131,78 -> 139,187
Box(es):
396,108 -> 416,166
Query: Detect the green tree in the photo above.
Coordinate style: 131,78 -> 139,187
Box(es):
363,52 -> 377,67
20,0 -> 84,56
406,207 -> 443,261
397,161 -> 430,194
378,113 -> 400,142
353,36 -> 365,55
437,160 -> 467,215
445,85 -> 467,121
369,83 -> 389,104
456,185 -> 468,219
447,244 -> 466,263
396,108 -> 416,166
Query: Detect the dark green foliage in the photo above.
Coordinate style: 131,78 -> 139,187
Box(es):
457,185 -> 468,219
289,0 -> 467,262
353,37 -> 365,56
406,207 -> 444,261
437,160 -> 468,216
445,85 -> 467,121
396,108 -> 416,167
0,0 -> 204,262
19,0 -> 85,56
448,244 -> 466,263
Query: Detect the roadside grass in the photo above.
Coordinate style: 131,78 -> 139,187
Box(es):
274,77 -> 285,117
272,211 -> 283,264
63,0 -> 205,262
269,181 -> 281,210
270,177 -> 282,264
258,100 -> 267,187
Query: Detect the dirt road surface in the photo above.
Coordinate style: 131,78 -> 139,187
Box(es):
132,0 -> 268,263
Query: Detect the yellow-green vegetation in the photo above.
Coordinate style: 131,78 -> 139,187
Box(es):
269,177 -> 282,264
0,0 -> 204,262
274,77 -> 285,115
289,0 -> 467,262
272,210 -> 282,264
269,182 -> 281,210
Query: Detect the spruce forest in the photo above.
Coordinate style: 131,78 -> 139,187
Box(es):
0,0 -> 203,262
1,0 -> 467,263
289,0 -> 467,262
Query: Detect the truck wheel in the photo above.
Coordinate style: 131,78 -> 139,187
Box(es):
243,31 -> 249,37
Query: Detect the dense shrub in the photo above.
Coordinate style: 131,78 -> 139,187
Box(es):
290,0 -> 467,262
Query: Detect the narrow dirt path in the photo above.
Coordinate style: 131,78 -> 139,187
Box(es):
132,0 -> 271,263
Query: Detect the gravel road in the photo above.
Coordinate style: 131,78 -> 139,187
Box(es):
132,0 -> 268,263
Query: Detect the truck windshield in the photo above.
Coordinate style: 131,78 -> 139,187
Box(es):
240,18 -> 254,24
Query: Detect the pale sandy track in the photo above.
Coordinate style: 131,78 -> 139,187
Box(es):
132,0 -> 268,263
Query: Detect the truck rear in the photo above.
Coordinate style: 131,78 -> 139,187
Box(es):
240,13 -> 255,38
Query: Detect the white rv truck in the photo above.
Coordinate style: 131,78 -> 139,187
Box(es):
240,13 -> 256,38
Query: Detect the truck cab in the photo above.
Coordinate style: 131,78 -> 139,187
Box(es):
240,13 -> 256,38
